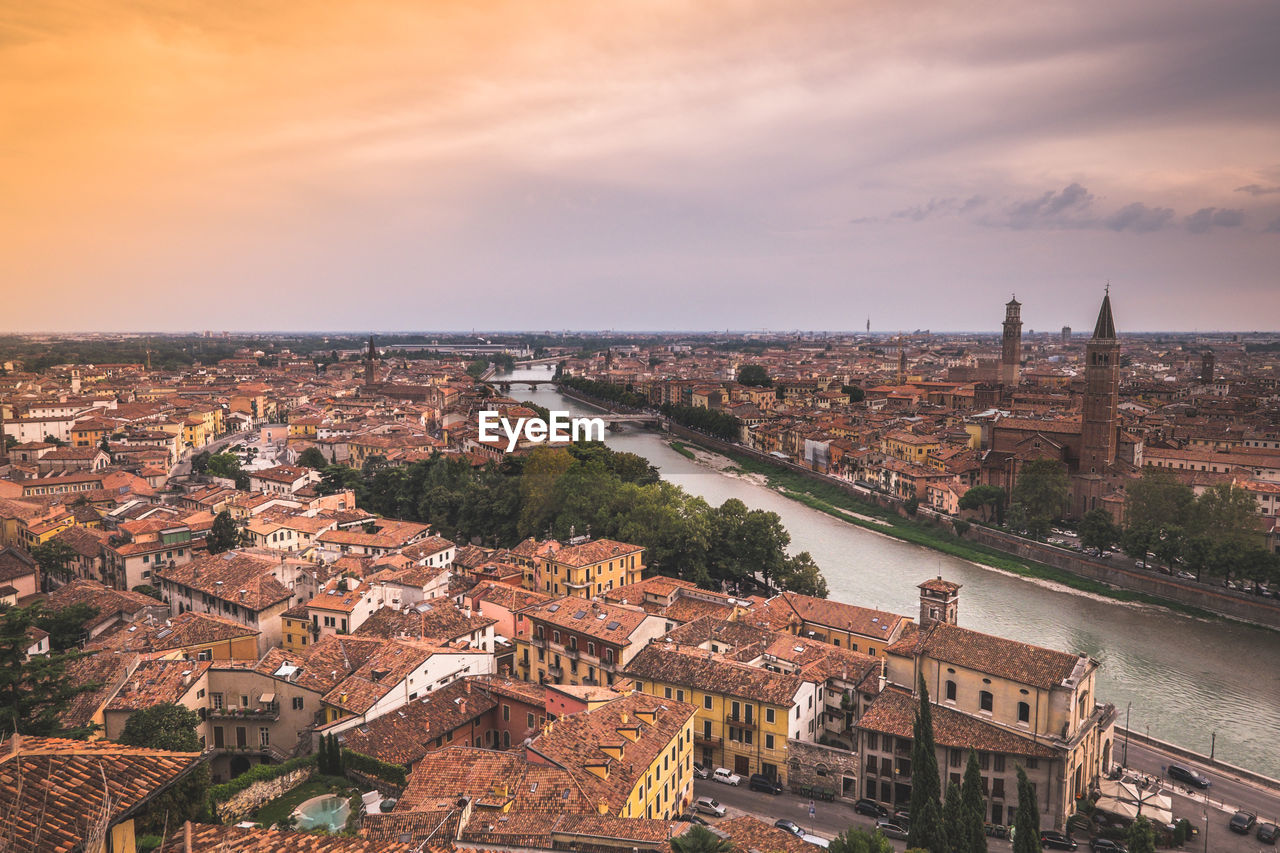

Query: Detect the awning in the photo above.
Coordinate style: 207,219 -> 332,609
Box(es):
1095,779 -> 1173,825
258,692 -> 276,704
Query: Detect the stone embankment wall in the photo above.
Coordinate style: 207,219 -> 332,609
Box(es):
213,764 -> 315,823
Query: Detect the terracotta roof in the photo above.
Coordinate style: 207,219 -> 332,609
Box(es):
160,823 -> 410,852
157,551 -> 292,611
396,746 -> 592,815
90,611 -> 259,655
525,598 -> 651,646
624,642 -> 803,706
105,659 -> 210,712
338,678 -> 499,766
857,686 -> 1057,758
0,735 -> 203,853
56,650 -> 142,730
886,621 -> 1082,691
46,578 -> 164,626
354,602 -> 495,644
717,815 -> 823,853
549,538 -> 643,568
758,592 -> 909,641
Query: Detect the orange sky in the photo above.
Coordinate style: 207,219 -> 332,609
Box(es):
3,1 -> 1279,331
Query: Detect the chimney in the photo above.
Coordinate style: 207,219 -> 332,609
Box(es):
465,680 -> 472,694
183,820 -> 193,853
459,698 -> 467,714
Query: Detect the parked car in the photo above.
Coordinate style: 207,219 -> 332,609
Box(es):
713,767 -> 741,786
693,762 -> 710,780
748,773 -> 783,794
1166,763 -> 1210,789
694,797 -> 725,817
680,812 -> 710,826
874,820 -> 909,841
1089,839 -> 1126,852
774,820 -> 804,837
1258,823 -> 1279,845
1040,829 -> 1078,850
892,810 -> 912,829
854,799 -> 888,818
1229,811 -> 1257,833
801,834 -> 830,848
1176,570 -> 1196,580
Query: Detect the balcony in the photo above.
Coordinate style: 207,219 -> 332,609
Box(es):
694,732 -> 723,747
725,714 -> 757,728
210,705 -> 280,722
564,646 -> 579,660
530,635 -> 546,649
547,664 -> 563,679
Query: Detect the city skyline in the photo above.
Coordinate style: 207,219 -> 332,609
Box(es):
3,0 -> 1279,333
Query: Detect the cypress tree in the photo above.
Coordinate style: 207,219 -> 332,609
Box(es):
907,674 -> 943,851
1012,765 -> 1040,853
943,781 -> 963,848
317,734 -> 329,774
912,797 -> 949,853
960,750 -> 989,853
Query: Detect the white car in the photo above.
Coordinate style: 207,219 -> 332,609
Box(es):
694,796 -> 725,817
802,835 -> 830,849
713,767 -> 742,786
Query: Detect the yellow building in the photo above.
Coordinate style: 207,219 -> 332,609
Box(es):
526,691 -> 697,820
531,538 -> 645,598
624,642 -> 815,785
281,605 -> 312,652
288,416 -> 321,439
882,430 -> 941,465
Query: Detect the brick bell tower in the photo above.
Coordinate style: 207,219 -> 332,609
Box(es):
1081,288 -> 1120,474
918,577 -> 960,628
1001,296 -> 1022,387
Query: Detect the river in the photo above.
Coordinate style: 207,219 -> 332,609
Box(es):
500,366 -> 1280,779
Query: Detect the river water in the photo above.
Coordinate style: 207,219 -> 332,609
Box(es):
500,366 -> 1280,779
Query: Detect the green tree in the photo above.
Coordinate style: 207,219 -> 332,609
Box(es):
943,781 -> 962,848
904,496 -> 919,516
31,539 -> 78,588
205,452 -> 248,489
959,750 -> 988,852
1012,766 -> 1040,853
118,703 -> 210,832
1078,508 -> 1120,552
119,703 -> 201,752
908,674 -> 945,852
841,384 -> 865,403
1125,816 -> 1156,853
44,433 -> 68,448
132,584 -> 163,601
736,365 -> 773,387
296,446 -> 328,469
99,436 -> 111,455
33,602 -> 98,652
207,510 -> 240,555
777,551 -> 829,598
1124,468 -> 1193,549
190,450 -> 211,474
1010,459 -> 1068,539
0,605 -> 100,738
518,447 -> 576,538
958,485 -> 1006,524
670,825 -> 734,853
830,827 -> 894,853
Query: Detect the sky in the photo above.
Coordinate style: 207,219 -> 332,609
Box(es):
2,0 -> 1279,333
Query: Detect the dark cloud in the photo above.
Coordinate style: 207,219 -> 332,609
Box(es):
1003,183 -> 1094,229
890,195 -> 986,222
1185,207 -> 1244,233
1235,184 -> 1280,196
1103,202 -> 1175,233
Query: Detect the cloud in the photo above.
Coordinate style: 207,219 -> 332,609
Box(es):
889,195 -> 986,222
1235,184 -> 1280,196
1103,202 -> 1175,233
1003,182 -> 1094,229
1185,207 -> 1244,233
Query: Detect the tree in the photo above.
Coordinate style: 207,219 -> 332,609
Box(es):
0,605 -> 100,738
959,750 -> 988,852
904,497 -> 919,516
207,510 -> 240,554
777,551 -> 829,598
1124,468 -> 1193,547
1010,459 -> 1068,540
943,782 -> 962,848
958,485 -> 1006,524
841,384 -> 866,403
33,602 -> 98,652
1125,816 -> 1156,853
132,584 -> 163,601
1012,766 -> 1040,853
31,539 -> 78,589
1078,508 -> 1120,552
830,827 -> 894,853
118,703 -> 210,831
736,365 -> 773,387
670,825 -> 734,853
119,703 -> 201,752
44,433 -> 68,448
205,451 -> 249,489
907,674 -> 945,852
190,450 -> 211,475
296,446 -> 328,470
99,436 -> 111,456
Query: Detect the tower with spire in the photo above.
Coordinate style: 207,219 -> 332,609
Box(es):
364,335 -> 380,387
1081,288 -> 1120,475
1000,295 -> 1022,387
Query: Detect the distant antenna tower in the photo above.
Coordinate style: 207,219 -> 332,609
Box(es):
866,317 -> 870,333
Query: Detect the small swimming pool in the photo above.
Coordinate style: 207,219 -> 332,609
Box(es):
293,794 -> 350,831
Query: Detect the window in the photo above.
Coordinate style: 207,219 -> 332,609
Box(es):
664,687 -> 672,699
1018,702 -> 1030,724
978,752 -> 990,770
1026,758 -> 1038,769
992,777 -> 1005,798
503,704 -> 511,721
211,693 -> 223,710
950,748 -> 962,767
765,707 -> 775,724
866,732 -> 878,751
197,649 -> 212,661
553,630 -> 560,644
979,691 -> 993,713
527,712 -> 535,728
704,695 -> 713,710
587,642 -> 595,656
259,727 -> 270,746
945,680 -> 956,702
765,734 -> 775,750
293,697 -> 304,710
993,754 -> 1005,772
676,689 -> 684,703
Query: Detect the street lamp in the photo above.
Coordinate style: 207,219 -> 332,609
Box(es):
1122,702 -> 1131,767
1201,810 -> 1208,853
